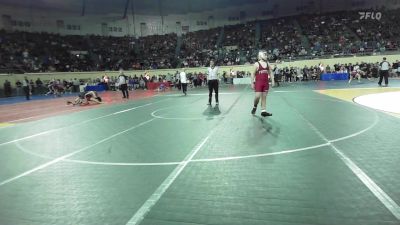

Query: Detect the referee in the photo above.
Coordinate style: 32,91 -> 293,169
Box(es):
207,60 -> 219,106
180,68 -> 188,96
118,69 -> 129,99
378,57 -> 391,87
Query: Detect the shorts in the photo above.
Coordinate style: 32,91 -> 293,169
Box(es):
255,74 -> 269,92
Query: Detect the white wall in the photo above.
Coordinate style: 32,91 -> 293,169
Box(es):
0,0 -> 397,37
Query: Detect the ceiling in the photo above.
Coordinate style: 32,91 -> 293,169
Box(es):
0,0 -> 392,17
0,0 -> 271,15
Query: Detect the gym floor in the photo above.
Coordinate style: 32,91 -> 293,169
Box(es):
0,80 -> 399,225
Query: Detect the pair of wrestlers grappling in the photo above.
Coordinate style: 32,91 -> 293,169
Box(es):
67,91 -> 103,106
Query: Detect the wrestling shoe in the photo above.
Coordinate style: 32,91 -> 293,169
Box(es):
251,107 -> 256,115
261,111 -> 272,117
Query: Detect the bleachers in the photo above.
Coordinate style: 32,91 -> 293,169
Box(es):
1,9 -> 400,74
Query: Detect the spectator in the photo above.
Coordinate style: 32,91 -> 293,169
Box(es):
73,78 -> 80,92
3,80 -> 12,97
22,76 -> 31,100
15,80 -> 22,96
29,79 -> 35,94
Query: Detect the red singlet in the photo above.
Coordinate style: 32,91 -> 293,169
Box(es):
255,62 -> 270,92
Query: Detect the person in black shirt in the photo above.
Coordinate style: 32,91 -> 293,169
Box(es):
35,78 -> 43,88
273,65 -> 281,86
393,60 -> 400,77
302,66 -> 309,81
371,63 -> 379,78
3,80 -> 12,97
15,80 -> 22,96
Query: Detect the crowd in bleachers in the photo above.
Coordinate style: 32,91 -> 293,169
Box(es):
221,23 -> 257,65
298,14 -> 358,55
179,28 -> 220,67
260,18 -> 304,60
136,33 -> 178,69
0,31 -> 177,73
1,9 -> 400,75
343,10 -> 400,53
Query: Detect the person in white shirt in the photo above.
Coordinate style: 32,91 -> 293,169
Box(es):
348,64 -> 362,84
180,69 -> 188,96
378,57 -> 391,87
207,60 -> 219,106
118,69 -> 129,99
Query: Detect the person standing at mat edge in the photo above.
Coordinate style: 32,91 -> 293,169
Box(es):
251,50 -> 274,117
378,57 -> 391,87
207,59 -> 219,105
118,69 -> 129,99
180,68 -> 188,96
22,76 -> 31,100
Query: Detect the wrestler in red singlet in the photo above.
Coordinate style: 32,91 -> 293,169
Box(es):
251,50 -> 274,117
254,62 -> 270,92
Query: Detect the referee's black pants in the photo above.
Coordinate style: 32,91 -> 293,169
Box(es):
120,84 -> 129,98
181,83 -> 187,94
208,80 -> 219,104
378,70 -> 389,86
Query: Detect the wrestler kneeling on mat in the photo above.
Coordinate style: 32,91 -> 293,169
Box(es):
67,91 -> 103,106
251,50 -> 274,117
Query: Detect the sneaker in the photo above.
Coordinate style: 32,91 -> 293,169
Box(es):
251,107 -> 256,115
216,102 -> 219,105
261,111 -> 272,117
207,102 -> 211,106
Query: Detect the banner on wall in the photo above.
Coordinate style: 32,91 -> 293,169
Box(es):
225,45 -> 238,51
2,15 -> 12,30
140,22 -> 147,36
70,51 -> 88,55
182,26 -> 189,32
56,20 -> 64,29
